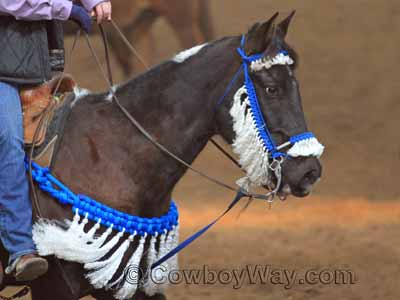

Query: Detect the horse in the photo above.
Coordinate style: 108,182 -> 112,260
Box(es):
1,13 -> 322,300
65,0 -> 214,76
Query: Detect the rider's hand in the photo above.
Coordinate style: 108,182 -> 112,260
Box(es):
69,4 -> 92,34
90,1 -> 112,24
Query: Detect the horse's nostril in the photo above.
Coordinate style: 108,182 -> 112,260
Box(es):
281,157 -> 322,198
299,189 -> 310,197
303,169 -> 318,183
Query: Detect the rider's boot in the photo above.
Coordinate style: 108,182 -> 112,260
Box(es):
6,254 -> 48,281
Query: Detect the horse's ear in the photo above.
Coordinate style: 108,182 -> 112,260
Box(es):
245,12 -> 278,55
276,10 -> 296,40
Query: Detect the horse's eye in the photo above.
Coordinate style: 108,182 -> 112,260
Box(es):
266,87 -> 278,96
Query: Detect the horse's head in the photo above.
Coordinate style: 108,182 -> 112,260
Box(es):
216,12 -> 324,199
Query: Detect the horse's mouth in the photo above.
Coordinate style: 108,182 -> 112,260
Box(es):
276,183 -> 315,200
262,177 -> 293,201
262,180 -> 313,201
277,184 -> 292,200
262,162 -> 321,200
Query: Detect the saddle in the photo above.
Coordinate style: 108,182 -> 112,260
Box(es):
20,74 -> 76,168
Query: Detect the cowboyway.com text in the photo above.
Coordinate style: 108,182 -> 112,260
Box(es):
130,264 -> 356,289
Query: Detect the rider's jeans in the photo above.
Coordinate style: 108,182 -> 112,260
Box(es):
0,81 -> 36,267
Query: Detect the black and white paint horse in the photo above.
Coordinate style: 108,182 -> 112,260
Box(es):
13,13 -> 323,300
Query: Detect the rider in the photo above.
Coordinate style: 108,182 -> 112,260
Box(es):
0,0 -> 112,281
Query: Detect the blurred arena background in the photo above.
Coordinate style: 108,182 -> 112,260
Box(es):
3,1 -> 399,299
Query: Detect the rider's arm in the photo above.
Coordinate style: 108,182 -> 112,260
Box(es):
0,0 -> 72,20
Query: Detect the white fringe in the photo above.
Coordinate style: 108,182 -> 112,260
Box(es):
33,212 -> 118,263
230,86 -> 271,187
152,231 -> 169,294
32,211 -> 179,300
155,225 -> 179,294
142,234 -> 159,296
250,52 -> 294,72
104,233 -> 138,290
287,137 -> 324,158
169,224 -> 179,271
85,230 -> 131,289
114,234 -> 146,300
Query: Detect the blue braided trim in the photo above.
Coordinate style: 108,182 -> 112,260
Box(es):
236,48 -> 284,158
26,159 -> 178,237
236,48 -> 263,63
236,36 -> 285,158
279,50 -> 289,56
289,132 -> 315,144
236,38 -> 303,159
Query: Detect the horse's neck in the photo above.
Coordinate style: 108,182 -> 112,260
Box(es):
52,37 -> 239,219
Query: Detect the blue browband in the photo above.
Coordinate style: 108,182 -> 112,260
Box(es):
27,160 -> 178,237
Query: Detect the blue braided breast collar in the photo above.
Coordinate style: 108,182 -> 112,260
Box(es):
28,160 -> 178,236
29,159 -> 179,299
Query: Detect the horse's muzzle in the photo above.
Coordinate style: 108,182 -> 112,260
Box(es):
280,156 -> 322,198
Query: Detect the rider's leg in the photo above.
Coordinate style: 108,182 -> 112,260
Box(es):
0,81 -> 47,280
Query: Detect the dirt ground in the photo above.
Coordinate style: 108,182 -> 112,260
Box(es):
2,198 -> 399,300
2,0 -> 399,299
62,0 -> 400,200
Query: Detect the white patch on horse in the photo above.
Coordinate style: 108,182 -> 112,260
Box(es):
173,44 -> 208,63
71,86 -> 91,107
105,85 -> 118,102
